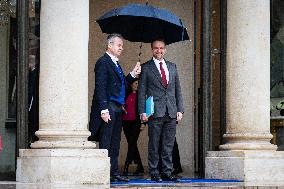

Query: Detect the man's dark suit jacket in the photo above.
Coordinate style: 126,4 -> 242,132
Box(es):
89,53 -> 135,141
138,59 -> 184,118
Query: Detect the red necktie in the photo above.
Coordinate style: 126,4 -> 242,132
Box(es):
159,62 -> 167,88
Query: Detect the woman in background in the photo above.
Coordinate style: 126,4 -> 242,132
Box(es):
122,80 -> 144,176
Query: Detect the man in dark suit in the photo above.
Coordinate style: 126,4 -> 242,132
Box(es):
28,55 -> 39,144
138,39 -> 184,182
89,33 -> 141,182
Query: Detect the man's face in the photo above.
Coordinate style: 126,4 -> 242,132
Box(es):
152,40 -> 166,60
108,37 -> 124,57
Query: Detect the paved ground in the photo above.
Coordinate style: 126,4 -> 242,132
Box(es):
1,175 -> 284,189
1,181 -> 284,188
0,181 -> 243,189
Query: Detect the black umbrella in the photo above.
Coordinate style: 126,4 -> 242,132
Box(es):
97,3 -> 189,45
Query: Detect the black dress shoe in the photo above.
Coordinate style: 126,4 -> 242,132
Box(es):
172,167 -> 183,175
161,173 -> 178,181
151,175 -> 162,182
110,175 -> 129,182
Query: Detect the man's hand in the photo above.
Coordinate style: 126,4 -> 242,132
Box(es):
141,113 -> 148,122
122,106 -> 127,114
101,112 -> 111,123
131,62 -> 141,77
176,112 -> 183,122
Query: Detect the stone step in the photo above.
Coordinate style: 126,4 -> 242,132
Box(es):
1,181 -> 284,188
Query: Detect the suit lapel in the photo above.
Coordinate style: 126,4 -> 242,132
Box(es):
105,53 -> 122,79
165,61 -> 173,86
149,60 -> 166,88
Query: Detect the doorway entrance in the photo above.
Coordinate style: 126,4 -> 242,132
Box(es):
89,0 -> 195,177
0,0 -> 40,180
193,0 -> 225,177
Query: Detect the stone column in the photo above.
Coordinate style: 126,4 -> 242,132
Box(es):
206,1 -> 284,185
16,1 -> 109,186
220,0 -> 275,151
31,0 -> 93,150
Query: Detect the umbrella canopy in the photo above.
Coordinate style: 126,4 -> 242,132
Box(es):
97,3 -> 189,45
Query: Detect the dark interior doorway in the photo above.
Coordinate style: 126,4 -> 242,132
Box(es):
193,0 -> 226,177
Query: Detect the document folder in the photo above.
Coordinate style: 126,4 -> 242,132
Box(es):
146,96 -> 154,118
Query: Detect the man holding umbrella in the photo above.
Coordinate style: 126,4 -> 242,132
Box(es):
89,33 -> 141,182
138,39 -> 184,182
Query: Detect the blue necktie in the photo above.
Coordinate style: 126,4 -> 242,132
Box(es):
116,62 -> 123,74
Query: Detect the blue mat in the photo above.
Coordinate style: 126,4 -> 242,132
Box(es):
111,178 -> 241,186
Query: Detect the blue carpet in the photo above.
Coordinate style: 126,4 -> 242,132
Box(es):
111,178 -> 241,186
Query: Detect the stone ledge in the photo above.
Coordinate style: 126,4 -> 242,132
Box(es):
16,149 -> 109,187
205,150 -> 284,186
19,148 -> 107,157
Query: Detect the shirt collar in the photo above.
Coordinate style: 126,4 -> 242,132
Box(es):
153,57 -> 165,65
106,52 -> 119,63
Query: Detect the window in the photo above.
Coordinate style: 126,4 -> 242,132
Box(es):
271,0 -> 284,117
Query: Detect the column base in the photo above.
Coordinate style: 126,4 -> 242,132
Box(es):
31,130 -> 97,149
16,149 -> 110,187
205,150 -> 284,186
219,142 -> 277,150
220,133 -> 277,150
30,140 -> 97,149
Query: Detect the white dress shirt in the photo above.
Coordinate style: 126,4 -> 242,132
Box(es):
153,57 -> 169,84
106,52 -> 119,66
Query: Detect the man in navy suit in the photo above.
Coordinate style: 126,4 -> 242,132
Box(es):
89,33 -> 141,182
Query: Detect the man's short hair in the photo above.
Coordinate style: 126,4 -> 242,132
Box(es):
151,39 -> 166,48
107,33 -> 123,46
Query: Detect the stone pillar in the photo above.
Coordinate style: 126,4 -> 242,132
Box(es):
31,0 -> 92,150
206,0 -> 284,186
220,0 -> 275,151
16,1 -> 109,186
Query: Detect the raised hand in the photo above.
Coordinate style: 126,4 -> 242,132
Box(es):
132,62 -> 141,77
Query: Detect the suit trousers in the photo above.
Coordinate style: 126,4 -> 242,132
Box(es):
158,137 -> 182,173
99,102 -> 123,176
172,138 -> 182,171
148,115 -> 176,175
123,120 -> 142,165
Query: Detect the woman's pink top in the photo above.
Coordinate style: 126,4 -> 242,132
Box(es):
122,92 -> 137,121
